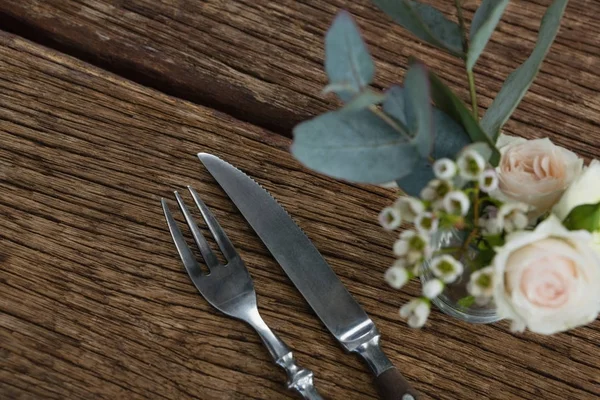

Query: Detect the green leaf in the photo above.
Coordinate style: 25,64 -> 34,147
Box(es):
292,110 -> 419,183
563,202 -> 600,232
396,109 -> 471,196
467,0 -> 510,71
427,70 -> 501,165
325,11 -> 375,102
339,89 -> 386,113
481,0 -> 569,140
404,62 -> 433,158
457,296 -> 476,308
373,0 -> 464,57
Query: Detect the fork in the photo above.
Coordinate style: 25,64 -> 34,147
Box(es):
161,186 -> 323,400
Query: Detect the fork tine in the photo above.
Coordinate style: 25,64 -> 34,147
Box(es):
161,198 -> 205,279
187,186 -> 238,262
173,191 -> 221,269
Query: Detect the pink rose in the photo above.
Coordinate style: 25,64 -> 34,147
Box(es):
492,216 -> 600,334
494,135 -> 583,213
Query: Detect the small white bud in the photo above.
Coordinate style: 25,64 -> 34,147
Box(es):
479,170 -> 499,192
442,191 -> 470,216
422,279 -> 444,299
457,149 -> 486,181
384,264 -> 410,289
433,158 -> 457,180
378,206 -> 402,231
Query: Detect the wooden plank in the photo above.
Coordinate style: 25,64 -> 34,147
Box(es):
1,0 -> 600,158
0,32 -> 599,400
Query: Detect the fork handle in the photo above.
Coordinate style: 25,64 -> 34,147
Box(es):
277,352 -> 323,400
247,311 -> 323,399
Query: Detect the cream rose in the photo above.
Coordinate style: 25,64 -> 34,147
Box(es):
494,135 -> 583,213
553,160 -> 600,220
493,216 -> 600,334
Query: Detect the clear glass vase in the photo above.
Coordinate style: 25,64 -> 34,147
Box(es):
420,229 -> 502,324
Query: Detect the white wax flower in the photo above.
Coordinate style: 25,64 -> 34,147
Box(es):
420,179 -> 452,204
423,279 -> 444,299
442,191 -> 470,216
457,149 -> 486,181
378,206 -> 402,231
384,262 -> 410,290
394,197 -> 425,223
467,266 -> 494,300
415,212 -> 439,235
430,255 -> 464,284
399,299 -> 430,328
393,230 -> 430,264
497,203 -> 530,233
433,158 -> 457,180
479,169 -> 499,193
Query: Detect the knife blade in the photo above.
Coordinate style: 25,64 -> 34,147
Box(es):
198,153 -> 420,400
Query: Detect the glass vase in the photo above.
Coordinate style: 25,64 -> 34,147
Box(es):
420,229 -> 502,324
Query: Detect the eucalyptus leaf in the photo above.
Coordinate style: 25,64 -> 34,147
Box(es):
563,202 -> 600,232
467,0 -> 510,71
340,89 -> 386,113
481,0 -> 569,139
373,0 -> 464,57
383,86 -> 408,127
427,70 -> 501,165
325,11 -> 375,102
404,62 -> 433,157
292,110 -> 420,183
396,109 -> 471,196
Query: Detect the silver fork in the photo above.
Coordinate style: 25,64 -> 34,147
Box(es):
161,186 -> 323,400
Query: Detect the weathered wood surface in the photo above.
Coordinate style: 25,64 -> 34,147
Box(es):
2,0 -> 600,160
1,33 -> 599,400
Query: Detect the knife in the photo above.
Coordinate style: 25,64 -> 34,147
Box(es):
198,153 -> 420,400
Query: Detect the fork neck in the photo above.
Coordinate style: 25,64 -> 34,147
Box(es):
245,307 -> 291,361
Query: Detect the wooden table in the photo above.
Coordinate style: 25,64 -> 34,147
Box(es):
1,1 -> 599,399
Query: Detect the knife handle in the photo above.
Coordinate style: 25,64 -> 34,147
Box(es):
375,367 -> 419,400
354,334 -> 420,400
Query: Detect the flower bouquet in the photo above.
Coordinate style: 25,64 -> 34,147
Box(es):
291,0 -> 600,334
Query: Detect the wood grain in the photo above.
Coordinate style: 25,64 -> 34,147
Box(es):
1,32 -> 599,399
1,0 -> 600,159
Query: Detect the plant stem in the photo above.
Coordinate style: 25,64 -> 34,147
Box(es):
457,185 -> 481,260
467,70 -> 479,119
455,0 -> 480,120
433,247 -> 462,256
368,105 -> 412,141
455,0 -> 468,53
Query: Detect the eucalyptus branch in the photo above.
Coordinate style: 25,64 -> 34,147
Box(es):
368,105 -> 413,141
455,0 -> 480,120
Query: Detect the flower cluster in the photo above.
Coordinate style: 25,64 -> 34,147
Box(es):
380,137 -> 600,335
381,148 -> 506,327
